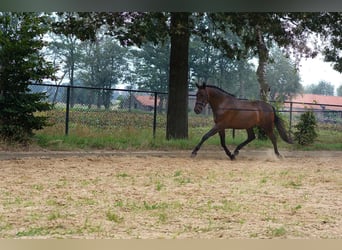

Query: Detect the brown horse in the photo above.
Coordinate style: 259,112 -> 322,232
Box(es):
191,83 -> 293,160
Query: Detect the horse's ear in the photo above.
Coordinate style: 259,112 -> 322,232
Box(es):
202,82 -> 206,88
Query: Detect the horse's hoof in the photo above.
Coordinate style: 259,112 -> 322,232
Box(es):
230,155 -> 236,161
276,154 -> 283,159
191,152 -> 197,158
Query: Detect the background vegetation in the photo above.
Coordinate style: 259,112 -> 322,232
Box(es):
1,12 -> 341,145
31,109 -> 342,152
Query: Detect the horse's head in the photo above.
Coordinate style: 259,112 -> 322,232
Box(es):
194,82 -> 208,114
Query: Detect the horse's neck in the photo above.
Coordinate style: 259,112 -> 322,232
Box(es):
207,88 -> 234,108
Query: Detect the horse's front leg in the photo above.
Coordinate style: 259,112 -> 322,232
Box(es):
191,127 -> 219,157
219,130 -> 235,160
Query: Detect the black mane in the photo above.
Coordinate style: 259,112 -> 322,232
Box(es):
206,85 -> 235,97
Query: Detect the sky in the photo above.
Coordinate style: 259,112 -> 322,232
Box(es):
299,56 -> 342,95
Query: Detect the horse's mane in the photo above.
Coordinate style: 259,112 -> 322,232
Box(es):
206,85 -> 236,97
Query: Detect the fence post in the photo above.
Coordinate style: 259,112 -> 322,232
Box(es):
153,92 -> 158,138
128,90 -> 132,112
65,85 -> 70,136
289,101 -> 293,133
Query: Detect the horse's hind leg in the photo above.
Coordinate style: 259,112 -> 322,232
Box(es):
219,130 -> 235,160
233,128 -> 255,157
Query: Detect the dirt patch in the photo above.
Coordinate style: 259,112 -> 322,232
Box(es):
0,150 -> 341,239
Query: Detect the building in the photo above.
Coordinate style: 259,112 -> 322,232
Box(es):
123,94 -> 160,112
284,93 -> 342,121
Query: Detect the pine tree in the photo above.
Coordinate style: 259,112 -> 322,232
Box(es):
0,13 -> 56,143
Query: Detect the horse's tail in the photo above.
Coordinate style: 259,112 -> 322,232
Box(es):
273,107 -> 293,144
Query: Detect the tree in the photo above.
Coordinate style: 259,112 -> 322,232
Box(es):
52,12 -> 342,140
0,13 -> 56,142
189,35 -> 217,84
77,36 -> 128,109
130,41 -> 170,93
48,13 -> 90,108
189,35 -> 258,99
266,46 -> 303,101
337,85 -> 342,97
104,12 -> 190,139
48,32 -> 82,107
208,13 -> 323,102
128,41 -> 170,113
305,81 -> 334,96
295,13 -> 342,73
166,12 -> 190,139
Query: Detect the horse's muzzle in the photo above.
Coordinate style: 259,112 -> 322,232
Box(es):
194,107 -> 201,114
194,102 -> 205,114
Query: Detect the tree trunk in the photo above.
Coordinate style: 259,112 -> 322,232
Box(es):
255,26 -> 270,102
166,12 -> 190,140
238,61 -> 246,98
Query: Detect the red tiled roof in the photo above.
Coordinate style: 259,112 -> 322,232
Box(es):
285,94 -> 342,111
134,95 -> 160,107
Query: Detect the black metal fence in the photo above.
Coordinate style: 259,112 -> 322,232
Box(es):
29,83 -> 342,137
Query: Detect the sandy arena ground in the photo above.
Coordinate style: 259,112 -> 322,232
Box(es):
0,150 -> 341,239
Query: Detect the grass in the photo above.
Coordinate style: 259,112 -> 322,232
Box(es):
26,108 -> 341,151
33,124 -> 341,152
0,107 -> 340,152
106,210 -> 124,223
267,226 -> 287,238
16,227 -> 47,237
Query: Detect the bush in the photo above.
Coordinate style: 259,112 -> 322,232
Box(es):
294,110 -> 318,145
254,126 -> 268,140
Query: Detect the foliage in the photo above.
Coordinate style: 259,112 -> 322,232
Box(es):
337,85 -> 342,97
129,41 -> 170,93
47,31 -> 82,107
0,13 -> 56,142
296,13 -> 342,73
77,38 -> 128,109
189,35 -> 259,99
267,46 -> 303,101
305,80 -> 335,96
294,110 -> 318,145
50,12 -> 342,140
206,13 -> 316,101
31,105 -> 342,151
253,126 -> 268,141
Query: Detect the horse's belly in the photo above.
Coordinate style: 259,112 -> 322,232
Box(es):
222,111 -> 260,129
227,122 -> 255,129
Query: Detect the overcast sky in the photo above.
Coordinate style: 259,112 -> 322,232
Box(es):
299,56 -> 342,95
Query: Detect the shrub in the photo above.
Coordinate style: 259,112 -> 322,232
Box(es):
254,126 -> 268,140
294,110 -> 318,145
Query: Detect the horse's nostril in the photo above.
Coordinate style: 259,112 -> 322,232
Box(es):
194,107 -> 201,114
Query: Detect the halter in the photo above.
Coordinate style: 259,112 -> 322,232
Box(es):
195,88 -> 209,109
195,101 -> 206,108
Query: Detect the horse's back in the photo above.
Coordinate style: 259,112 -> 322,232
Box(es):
215,99 -> 274,129
232,99 -> 273,114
